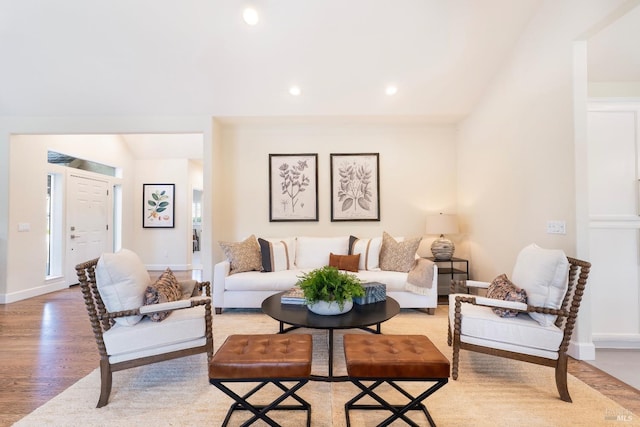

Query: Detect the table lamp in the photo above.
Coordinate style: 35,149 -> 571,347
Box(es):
425,213 -> 459,260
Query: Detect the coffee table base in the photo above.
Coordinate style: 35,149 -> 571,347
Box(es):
277,321 -> 383,382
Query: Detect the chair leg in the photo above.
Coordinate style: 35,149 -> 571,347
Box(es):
97,359 -> 113,408
447,319 -> 452,346
555,355 -> 572,403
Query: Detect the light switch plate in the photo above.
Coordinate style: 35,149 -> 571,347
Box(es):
546,220 -> 566,234
18,223 -> 30,232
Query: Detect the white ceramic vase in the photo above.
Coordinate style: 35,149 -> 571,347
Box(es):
307,299 -> 353,315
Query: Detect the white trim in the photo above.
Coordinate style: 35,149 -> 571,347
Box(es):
0,278 -> 68,304
146,264 -> 191,272
592,333 -> 640,349
568,340 -> 596,360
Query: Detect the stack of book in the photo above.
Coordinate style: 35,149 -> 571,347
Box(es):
353,282 -> 387,305
280,287 -> 306,305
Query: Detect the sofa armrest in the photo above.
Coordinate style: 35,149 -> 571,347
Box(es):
213,261 -> 231,308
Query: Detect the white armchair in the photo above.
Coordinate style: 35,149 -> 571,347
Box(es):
447,244 -> 591,402
75,249 -> 213,407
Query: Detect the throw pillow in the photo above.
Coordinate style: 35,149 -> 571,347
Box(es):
144,268 -> 183,322
511,244 -> 569,326
95,248 -> 150,326
379,232 -> 421,273
349,235 -> 382,270
219,235 -> 263,274
329,253 -> 361,273
258,238 -> 292,272
486,274 -> 528,318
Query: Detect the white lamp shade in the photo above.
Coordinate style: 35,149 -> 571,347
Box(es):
425,213 -> 459,236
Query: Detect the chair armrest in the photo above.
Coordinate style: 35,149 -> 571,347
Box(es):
473,296 -> 528,312
104,296 -> 212,319
452,294 -> 568,318
139,299 -> 192,314
450,279 -> 490,294
213,261 -> 230,307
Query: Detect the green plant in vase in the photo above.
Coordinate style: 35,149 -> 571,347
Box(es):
296,266 -> 365,314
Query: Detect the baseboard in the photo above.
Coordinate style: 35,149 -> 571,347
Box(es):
146,264 -> 191,271
568,340 -> 596,360
0,278 -> 68,304
592,333 -> 640,349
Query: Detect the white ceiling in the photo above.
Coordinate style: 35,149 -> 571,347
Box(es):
2,0 -> 543,121
2,1 -> 638,146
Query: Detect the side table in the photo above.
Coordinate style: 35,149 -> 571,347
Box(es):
425,257 -> 469,281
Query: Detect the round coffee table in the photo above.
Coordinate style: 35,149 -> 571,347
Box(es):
261,292 -> 400,381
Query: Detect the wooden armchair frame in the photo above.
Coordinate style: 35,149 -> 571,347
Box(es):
76,258 -> 214,408
447,257 -> 590,402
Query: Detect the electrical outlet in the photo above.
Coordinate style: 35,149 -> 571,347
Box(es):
546,220 -> 566,235
17,223 -> 30,232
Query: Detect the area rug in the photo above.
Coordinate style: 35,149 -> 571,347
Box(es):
14,307 -> 638,426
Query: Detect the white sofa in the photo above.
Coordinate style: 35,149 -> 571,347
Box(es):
213,235 -> 438,315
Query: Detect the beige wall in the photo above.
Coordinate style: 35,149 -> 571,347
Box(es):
6,134 -> 134,298
457,0 -> 628,281
212,119 -> 458,261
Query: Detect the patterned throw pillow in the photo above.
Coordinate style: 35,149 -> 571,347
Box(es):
144,268 -> 183,322
219,235 -> 263,274
378,232 -> 422,273
329,253 -> 360,272
258,238 -> 292,272
486,273 -> 528,318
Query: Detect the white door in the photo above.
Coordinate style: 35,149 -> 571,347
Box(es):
67,174 -> 111,284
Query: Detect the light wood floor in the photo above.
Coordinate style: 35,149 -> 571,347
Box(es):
1,284 -> 639,426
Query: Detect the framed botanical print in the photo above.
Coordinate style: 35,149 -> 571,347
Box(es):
143,183 -> 175,228
269,153 -> 319,222
330,153 -> 380,221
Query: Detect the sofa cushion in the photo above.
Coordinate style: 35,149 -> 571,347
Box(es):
103,305 -> 206,358
219,235 -> 263,274
511,244 -> 569,326
486,274 -> 528,318
144,268 -> 183,322
225,269 -> 303,292
295,236 -> 349,269
329,253 -> 360,272
449,295 -> 564,356
95,248 -> 150,326
354,270 -> 412,292
258,237 -> 293,272
349,235 -> 382,270
379,232 -> 421,273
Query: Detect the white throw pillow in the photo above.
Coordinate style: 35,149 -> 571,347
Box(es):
95,248 -> 151,326
295,236 -> 349,269
511,244 -> 569,326
349,236 -> 382,270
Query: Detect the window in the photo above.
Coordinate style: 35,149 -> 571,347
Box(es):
46,173 -> 63,278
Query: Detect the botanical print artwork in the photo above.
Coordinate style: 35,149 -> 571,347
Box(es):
337,160 -> 373,213
331,153 -> 380,221
146,190 -> 170,222
279,159 -> 310,214
143,184 -> 175,228
269,154 -> 318,222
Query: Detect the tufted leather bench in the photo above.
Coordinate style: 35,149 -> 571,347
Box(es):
343,334 -> 450,427
209,334 -> 313,427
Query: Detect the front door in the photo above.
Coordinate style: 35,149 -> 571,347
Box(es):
66,174 -> 111,285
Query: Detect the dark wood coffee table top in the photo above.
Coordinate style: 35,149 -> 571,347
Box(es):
261,292 -> 400,332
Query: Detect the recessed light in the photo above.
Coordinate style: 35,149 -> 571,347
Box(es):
289,86 -> 301,96
385,85 -> 398,96
243,7 -> 259,26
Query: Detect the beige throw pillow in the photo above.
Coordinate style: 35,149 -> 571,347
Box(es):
219,235 -> 263,274
379,232 -> 421,272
